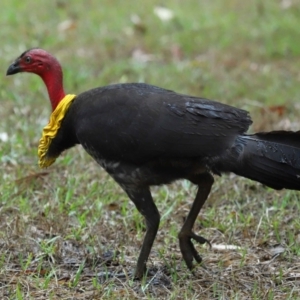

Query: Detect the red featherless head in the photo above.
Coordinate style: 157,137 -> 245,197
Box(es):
7,48 -> 66,110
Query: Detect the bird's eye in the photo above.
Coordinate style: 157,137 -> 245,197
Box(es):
25,56 -> 31,63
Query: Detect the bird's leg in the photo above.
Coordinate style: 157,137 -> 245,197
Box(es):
122,185 -> 160,279
178,172 -> 214,270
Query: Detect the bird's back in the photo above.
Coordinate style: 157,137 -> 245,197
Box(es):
67,83 -> 252,164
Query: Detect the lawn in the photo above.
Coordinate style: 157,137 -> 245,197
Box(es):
1,0 -> 300,299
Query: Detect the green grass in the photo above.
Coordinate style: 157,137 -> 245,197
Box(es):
1,0 -> 300,299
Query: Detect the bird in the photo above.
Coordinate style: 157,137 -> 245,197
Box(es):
6,48 -> 300,279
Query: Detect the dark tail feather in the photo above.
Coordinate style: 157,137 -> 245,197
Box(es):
219,131 -> 300,190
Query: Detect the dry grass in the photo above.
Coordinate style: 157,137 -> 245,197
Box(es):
1,0 -> 300,299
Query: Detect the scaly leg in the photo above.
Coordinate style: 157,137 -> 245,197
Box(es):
178,172 -> 214,270
122,185 -> 160,279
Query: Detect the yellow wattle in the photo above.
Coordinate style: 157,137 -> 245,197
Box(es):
38,94 -> 76,168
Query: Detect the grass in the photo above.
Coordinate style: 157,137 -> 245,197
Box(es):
1,0 -> 300,298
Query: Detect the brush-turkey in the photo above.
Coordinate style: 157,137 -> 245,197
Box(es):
6,48 -> 300,279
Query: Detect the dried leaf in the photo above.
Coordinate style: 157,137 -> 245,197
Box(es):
268,105 -> 286,116
131,48 -> 155,63
57,19 -> 76,32
130,14 -> 147,34
107,202 -> 120,211
0,132 -> 8,142
269,244 -> 285,256
15,171 -> 49,184
154,6 -> 174,22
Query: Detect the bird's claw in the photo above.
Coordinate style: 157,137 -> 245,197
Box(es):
190,232 -> 212,248
178,231 -> 210,270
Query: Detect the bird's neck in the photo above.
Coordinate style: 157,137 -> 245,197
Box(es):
40,65 -> 66,111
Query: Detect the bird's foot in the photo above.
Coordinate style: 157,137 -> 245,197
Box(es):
134,269 -> 146,280
133,266 -> 159,280
178,231 -> 211,270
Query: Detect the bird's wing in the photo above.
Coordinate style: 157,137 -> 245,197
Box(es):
72,83 -> 252,164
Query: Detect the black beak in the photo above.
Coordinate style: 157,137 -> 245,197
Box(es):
6,60 -> 21,75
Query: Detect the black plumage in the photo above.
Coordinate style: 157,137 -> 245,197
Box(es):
7,49 -> 300,279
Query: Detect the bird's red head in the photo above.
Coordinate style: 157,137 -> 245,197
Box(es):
7,48 -> 54,76
7,48 -> 66,111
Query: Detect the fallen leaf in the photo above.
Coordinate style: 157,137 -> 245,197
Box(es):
154,6 -> 174,22
269,244 -> 285,256
107,202 -> 120,211
131,48 -> 155,63
130,14 -> 147,34
15,171 -> 50,183
0,132 -> 8,142
57,19 -> 76,32
268,105 -> 286,116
